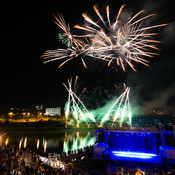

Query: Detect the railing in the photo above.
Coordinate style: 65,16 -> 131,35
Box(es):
40,151 -> 92,174
68,162 -> 90,175
111,167 -> 154,175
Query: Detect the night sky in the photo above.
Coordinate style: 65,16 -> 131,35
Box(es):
2,0 -> 175,113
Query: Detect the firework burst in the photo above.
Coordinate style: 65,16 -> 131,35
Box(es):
64,78 -> 132,128
63,77 -> 99,128
42,4 -> 167,71
99,85 -> 132,127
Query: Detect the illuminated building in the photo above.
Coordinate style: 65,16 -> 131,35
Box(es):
45,107 -> 61,116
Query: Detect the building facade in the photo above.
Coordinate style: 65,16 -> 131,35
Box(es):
45,107 -> 61,116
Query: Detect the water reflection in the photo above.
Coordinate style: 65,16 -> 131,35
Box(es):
5,138 -> 9,145
44,140 -> 47,153
19,138 -> 22,149
63,131 -> 96,155
5,130 -> 96,156
37,139 -> 39,149
24,137 -> 27,148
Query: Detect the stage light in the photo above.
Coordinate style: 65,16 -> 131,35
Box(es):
112,151 -> 157,159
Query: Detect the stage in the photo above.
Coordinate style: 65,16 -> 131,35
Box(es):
94,127 -> 175,164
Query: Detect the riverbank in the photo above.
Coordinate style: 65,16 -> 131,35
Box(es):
0,120 -> 96,131
0,127 -> 95,133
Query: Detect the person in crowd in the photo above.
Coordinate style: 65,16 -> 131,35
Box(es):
135,168 -> 143,175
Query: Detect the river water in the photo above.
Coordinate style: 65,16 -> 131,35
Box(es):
4,129 -> 96,156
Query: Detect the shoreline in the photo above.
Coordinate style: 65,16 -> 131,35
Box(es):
0,120 -> 97,132
0,126 -> 96,132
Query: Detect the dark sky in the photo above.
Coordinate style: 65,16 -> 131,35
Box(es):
1,0 -> 175,113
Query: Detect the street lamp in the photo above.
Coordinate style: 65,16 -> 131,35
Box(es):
8,112 -> 13,118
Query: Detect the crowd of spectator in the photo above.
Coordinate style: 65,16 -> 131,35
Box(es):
113,167 -> 175,175
0,144 -> 90,175
0,140 -> 175,175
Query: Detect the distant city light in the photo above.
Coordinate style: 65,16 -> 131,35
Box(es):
8,112 -> 13,117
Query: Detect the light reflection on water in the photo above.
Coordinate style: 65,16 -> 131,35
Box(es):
63,131 -> 96,155
5,130 -> 96,156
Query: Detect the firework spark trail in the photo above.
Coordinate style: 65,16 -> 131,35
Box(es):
106,5 -> 111,27
64,80 -> 79,127
63,80 -> 91,127
78,109 -> 90,128
70,91 -> 97,125
64,78 -> 132,127
41,4 -> 167,128
64,82 -> 100,127
100,89 -> 127,127
113,4 -> 126,30
64,80 -> 98,126
93,5 -> 107,27
120,92 -> 129,127
65,84 -> 80,127
53,12 -> 85,48
114,87 -> 132,127
72,98 -> 78,121
65,79 -> 72,122
65,93 -> 70,127
120,87 -> 131,127
42,13 -> 90,68
100,87 -> 131,127
127,88 -> 132,126
78,5 -> 166,71
111,88 -> 129,127
42,4 -> 166,71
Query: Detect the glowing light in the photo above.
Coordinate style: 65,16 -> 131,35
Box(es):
19,139 -> 22,149
101,86 -> 132,127
8,112 -> 13,117
71,138 -> 78,153
86,112 -> 96,123
5,138 -> 9,145
63,132 -> 95,153
63,139 -> 69,155
121,107 -> 126,125
37,139 -> 40,149
63,78 -> 97,128
79,137 -> 86,150
0,132 -> 7,144
44,140 -> 47,153
87,136 -> 96,146
24,137 -> 27,148
42,4 -> 167,72
64,78 -> 132,127
112,151 -> 157,159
